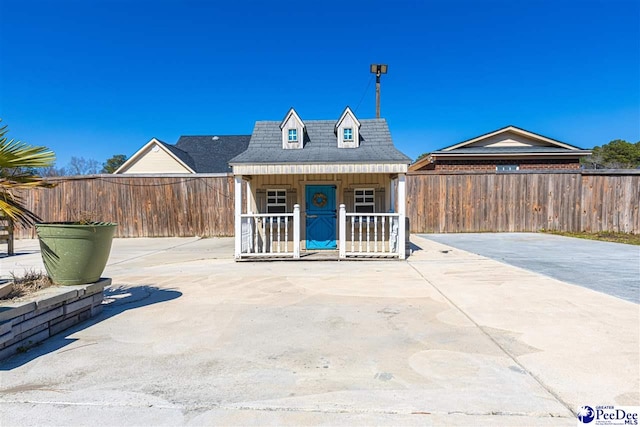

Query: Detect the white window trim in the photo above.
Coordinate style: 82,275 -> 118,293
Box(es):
343,128 -> 354,141
266,189 -> 287,213
288,129 -> 298,142
354,188 -> 375,213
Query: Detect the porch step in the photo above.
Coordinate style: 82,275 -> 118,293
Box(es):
238,250 -> 399,261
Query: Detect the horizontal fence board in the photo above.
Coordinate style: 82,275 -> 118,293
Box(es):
11,171 -> 639,238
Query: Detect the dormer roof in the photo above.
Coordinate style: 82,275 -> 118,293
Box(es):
230,119 -> 411,164
279,108 -> 305,130
334,106 -> 360,131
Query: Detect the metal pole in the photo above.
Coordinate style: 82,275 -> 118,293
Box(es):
375,71 -> 381,118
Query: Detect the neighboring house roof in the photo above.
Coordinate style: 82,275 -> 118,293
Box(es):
230,119 -> 411,165
175,135 -> 251,173
410,125 -> 591,171
432,146 -> 593,155
115,135 -> 250,174
440,125 -> 584,151
115,138 -> 196,174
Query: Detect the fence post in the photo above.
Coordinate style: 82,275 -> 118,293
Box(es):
339,204 -> 346,259
234,175 -> 243,260
293,204 -> 300,259
398,173 -> 406,259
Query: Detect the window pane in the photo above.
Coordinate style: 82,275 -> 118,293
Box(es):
266,189 -> 287,213
354,188 -> 375,213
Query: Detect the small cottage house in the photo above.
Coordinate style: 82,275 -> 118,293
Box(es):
229,107 -> 412,260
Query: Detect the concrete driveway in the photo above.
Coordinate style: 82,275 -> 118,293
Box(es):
0,236 -> 638,426
420,233 -> 640,304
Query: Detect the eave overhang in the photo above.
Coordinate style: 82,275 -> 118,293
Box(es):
231,162 -> 408,175
431,151 -> 592,159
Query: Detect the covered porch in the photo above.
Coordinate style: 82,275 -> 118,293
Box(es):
233,167 -> 407,260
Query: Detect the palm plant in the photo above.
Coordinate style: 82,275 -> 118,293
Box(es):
0,119 -> 56,226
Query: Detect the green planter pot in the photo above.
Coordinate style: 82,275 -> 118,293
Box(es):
35,222 -> 117,286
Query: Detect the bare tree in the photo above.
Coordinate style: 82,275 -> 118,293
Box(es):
36,165 -> 68,177
67,157 -> 99,175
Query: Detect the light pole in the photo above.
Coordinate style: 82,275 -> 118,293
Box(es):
370,64 -> 388,118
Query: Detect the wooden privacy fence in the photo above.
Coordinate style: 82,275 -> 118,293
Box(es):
15,174 -> 235,239
12,170 -> 640,238
407,170 -> 640,234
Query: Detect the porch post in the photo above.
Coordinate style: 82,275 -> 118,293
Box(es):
397,173 -> 406,259
246,180 -> 252,214
293,204 -> 301,259
390,177 -> 396,212
338,203 -> 346,259
234,174 -> 243,260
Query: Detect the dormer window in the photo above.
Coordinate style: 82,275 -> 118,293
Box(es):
280,108 -> 305,149
335,107 -> 361,148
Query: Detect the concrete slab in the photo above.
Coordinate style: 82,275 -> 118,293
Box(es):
0,236 -> 637,426
409,235 -> 639,410
419,232 -> 640,303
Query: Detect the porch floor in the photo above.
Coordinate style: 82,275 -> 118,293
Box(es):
239,250 -> 399,261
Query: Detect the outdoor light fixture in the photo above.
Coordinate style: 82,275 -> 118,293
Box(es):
370,64 -> 388,75
370,64 -> 388,118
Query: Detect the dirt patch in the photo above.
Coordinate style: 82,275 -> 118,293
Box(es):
1,270 -> 57,301
544,231 -> 640,246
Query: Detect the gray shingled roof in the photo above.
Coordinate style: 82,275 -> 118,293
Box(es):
434,147 -> 592,155
230,119 -> 411,164
174,135 -> 251,173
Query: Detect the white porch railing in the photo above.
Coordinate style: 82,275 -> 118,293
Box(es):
338,204 -> 401,258
239,204 -> 300,258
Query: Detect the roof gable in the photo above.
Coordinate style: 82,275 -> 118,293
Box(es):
115,138 -> 196,174
442,126 -> 582,152
334,106 -> 361,131
279,108 -> 305,130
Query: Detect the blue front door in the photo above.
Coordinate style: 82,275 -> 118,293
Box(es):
305,185 -> 336,250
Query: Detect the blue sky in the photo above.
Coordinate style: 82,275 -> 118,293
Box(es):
1,0 -> 638,168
